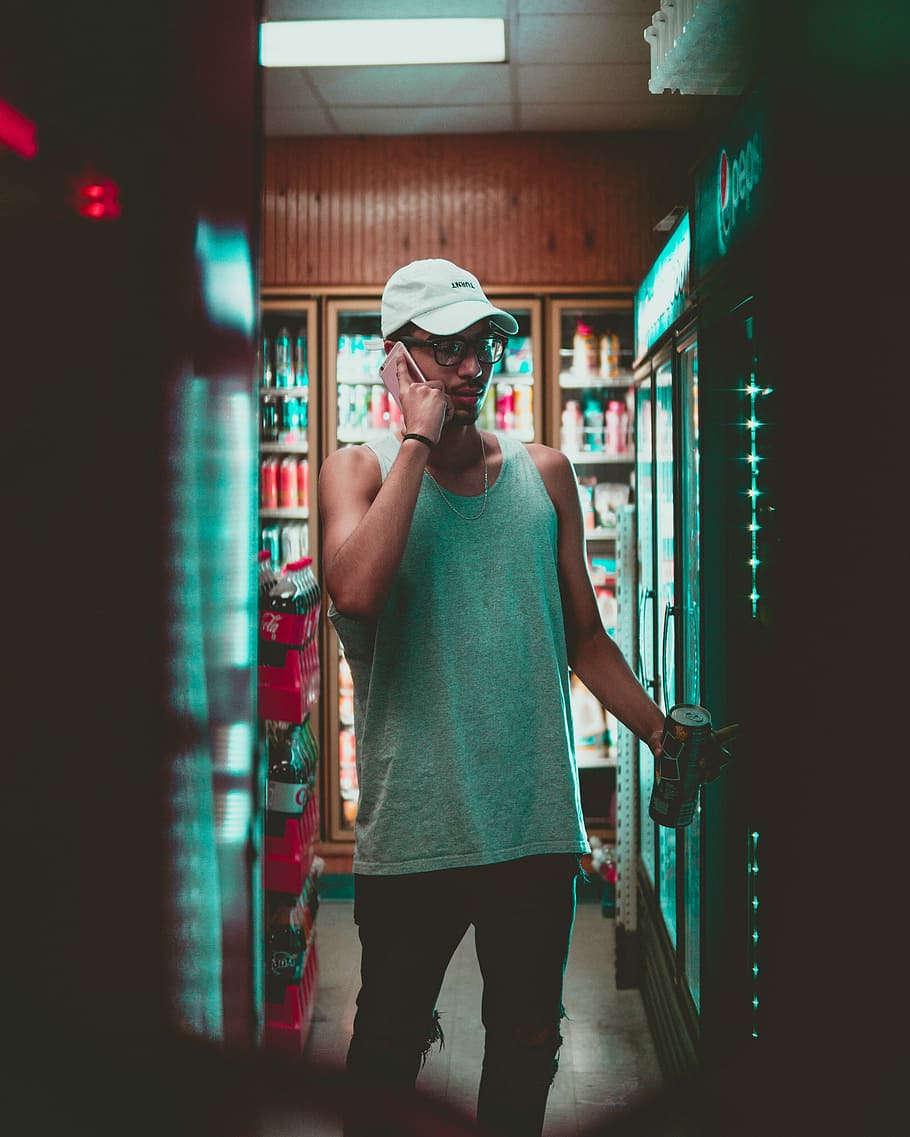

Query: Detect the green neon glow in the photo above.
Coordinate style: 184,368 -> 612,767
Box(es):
749,830 -> 760,1039
742,373 -> 772,618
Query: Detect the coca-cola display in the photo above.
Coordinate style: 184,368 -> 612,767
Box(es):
265,718 -> 318,839
258,557 -> 321,723
256,540 -> 322,1053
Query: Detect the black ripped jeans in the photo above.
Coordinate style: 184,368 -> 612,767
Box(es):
345,854 -> 580,1137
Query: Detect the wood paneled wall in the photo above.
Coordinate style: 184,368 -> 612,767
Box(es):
261,132 -> 700,289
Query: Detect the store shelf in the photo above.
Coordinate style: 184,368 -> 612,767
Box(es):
559,372 -> 635,389
576,750 -> 618,770
261,441 -> 309,455
567,452 -> 635,465
260,507 -> 310,520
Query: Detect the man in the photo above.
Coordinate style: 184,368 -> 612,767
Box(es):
319,258 -> 673,1137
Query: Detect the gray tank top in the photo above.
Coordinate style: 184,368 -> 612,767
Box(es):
329,432 -> 589,875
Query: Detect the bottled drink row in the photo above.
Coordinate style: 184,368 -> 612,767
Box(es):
578,480 -> 631,533
262,327 -> 310,389
261,455 -> 309,510
336,332 -> 536,386
261,393 -> 308,443
561,392 -> 632,457
337,380 -> 534,441
564,321 -> 625,380
261,522 -> 308,569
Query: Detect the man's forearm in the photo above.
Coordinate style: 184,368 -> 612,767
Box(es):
570,632 -> 664,748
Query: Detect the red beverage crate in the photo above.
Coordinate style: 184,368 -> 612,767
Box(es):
264,793 -> 319,895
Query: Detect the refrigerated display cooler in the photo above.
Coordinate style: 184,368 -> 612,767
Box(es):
258,300 -> 319,574
632,213 -> 703,1073
632,81 -> 771,1078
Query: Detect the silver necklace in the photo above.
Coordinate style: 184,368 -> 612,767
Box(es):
422,432 -> 488,521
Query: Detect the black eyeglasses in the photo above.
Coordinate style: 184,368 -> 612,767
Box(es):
397,334 -> 507,367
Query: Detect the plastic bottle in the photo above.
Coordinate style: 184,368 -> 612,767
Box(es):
496,384 -> 515,432
513,385 -> 533,436
261,334 -> 273,388
605,400 -> 622,456
294,332 -> 308,390
561,400 -> 583,453
257,549 -> 279,610
266,898 -> 304,1004
599,334 -> 613,379
572,321 -> 597,376
261,524 -> 281,568
274,327 -> 293,388
261,397 -> 278,443
583,392 -> 604,452
265,722 -> 308,838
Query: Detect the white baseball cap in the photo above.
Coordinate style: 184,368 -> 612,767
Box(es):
381,258 -> 519,339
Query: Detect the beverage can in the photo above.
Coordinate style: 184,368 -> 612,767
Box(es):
261,524 -> 281,568
297,457 -> 309,510
260,457 -> 278,509
278,456 -> 298,508
648,704 -> 713,828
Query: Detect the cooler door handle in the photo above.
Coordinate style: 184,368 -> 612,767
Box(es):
661,599 -> 677,711
638,587 -> 654,690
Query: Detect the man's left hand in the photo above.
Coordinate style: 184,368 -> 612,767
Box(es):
698,723 -> 739,783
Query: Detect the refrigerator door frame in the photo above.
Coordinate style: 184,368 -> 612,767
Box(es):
634,314 -> 705,1029
483,293 -> 545,444
321,297 -> 384,847
259,295 -> 321,575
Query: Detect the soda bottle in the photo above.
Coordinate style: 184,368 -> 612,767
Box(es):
294,332 -> 309,403
274,327 -> 293,388
257,549 -> 279,610
260,524 -> 281,569
260,334 -> 273,388
265,898 -> 304,1004
261,397 -> 278,442
265,721 -> 308,838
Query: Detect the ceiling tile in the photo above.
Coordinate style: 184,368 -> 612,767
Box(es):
264,1 -> 510,20
263,69 -> 321,109
265,107 -> 336,135
306,63 -> 511,106
517,63 -> 653,103
515,14 -> 652,64
331,103 -> 516,134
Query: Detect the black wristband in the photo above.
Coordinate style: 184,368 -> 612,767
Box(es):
402,433 -> 436,450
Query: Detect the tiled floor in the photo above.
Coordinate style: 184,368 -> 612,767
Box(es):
297,898 -> 664,1137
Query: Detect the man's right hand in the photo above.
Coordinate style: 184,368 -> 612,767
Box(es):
397,357 -> 449,443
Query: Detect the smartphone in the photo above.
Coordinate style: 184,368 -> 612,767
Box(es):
379,340 -> 426,409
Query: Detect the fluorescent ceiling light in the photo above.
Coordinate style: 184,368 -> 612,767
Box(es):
260,18 -> 507,68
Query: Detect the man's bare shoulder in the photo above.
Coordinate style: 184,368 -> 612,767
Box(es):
320,442 -> 382,481
523,442 -> 574,481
